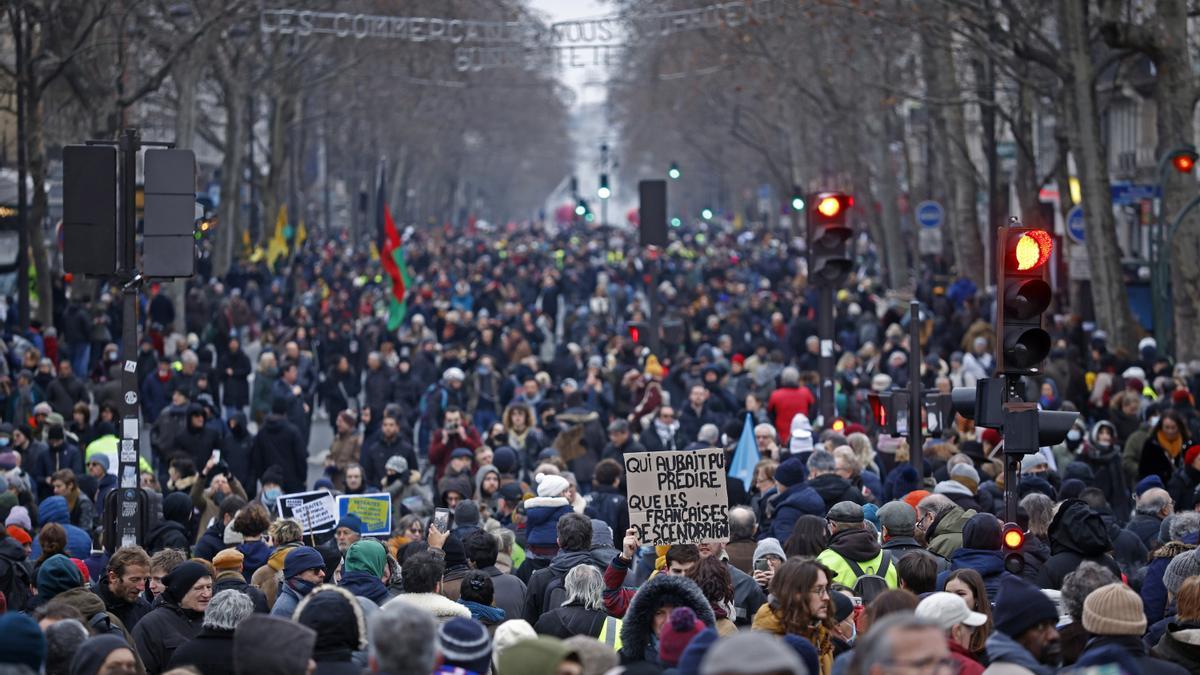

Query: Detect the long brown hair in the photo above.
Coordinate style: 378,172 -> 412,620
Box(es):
769,559 -> 837,637
946,568 -> 994,653
36,523 -> 67,566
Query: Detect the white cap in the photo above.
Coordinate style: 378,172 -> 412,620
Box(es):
916,592 -> 988,632
443,367 -> 466,382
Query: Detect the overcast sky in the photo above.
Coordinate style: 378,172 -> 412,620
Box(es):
527,0 -> 613,107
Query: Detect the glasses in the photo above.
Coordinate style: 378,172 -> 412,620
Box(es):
882,656 -> 960,674
809,585 -> 829,597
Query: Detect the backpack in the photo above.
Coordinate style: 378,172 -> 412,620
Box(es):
541,572 -> 569,615
89,611 -> 124,637
842,550 -> 892,599
418,384 -> 448,428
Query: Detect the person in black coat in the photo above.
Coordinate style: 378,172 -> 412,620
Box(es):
1168,446 -> 1200,512
221,413 -> 256,500
361,419 -> 418,489
584,459 -> 628,538
293,584 -> 369,675
146,492 -> 193,556
1036,498 -> 1122,590
805,451 -> 866,511
639,407 -> 688,452
217,338 -> 252,416
533,564 -> 611,639
132,561 -> 210,674
166,586 -> 255,675
250,401 -> 308,494
175,405 -> 221,471
271,364 -> 311,445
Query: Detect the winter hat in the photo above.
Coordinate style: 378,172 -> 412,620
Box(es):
343,540 -> 387,578
437,617 -> 493,675
234,615 -> 317,675
36,554 -> 83,599
454,500 -> 481,528
491,619 -> 538,671
69,634 -> 129,675
1018,475 -> 1057,501
1083,583 -> 1147,636
6,525 -> 31,545
1059,479 -> 1086,501
38,495 -> 69,524
699,632 -> 806,675
774,458 -> 807,488
284,546 -> 326,579
950,464 -> 980,493
163,561 -> 210,604
1136,475 -> 1165,496
752,538 -> 786,569
0,612 -> 46,671
877,501 -> 917,537
659,607 -> 706,667
87,453 -> 110,472
962,513 -> 1002,551
980,428 -> 1002,447
313,478 -> 335,492
676,627 -> 720,675
385,455 -> 409,474
162,491 -> 193,524
1186,445 -> 1200,468
450,447 -> 475,461
591,519 -> 614,549
438,475 -> 474,502
862,503 -> 880,531
902,490 -> 930,511
888,465 -> 920,501
493,446 -> 519,474
830,589 -> 855,623
5,505 -> 31,530
497,482 -> 524,503
212,548 -> 244,572
1163,549 -> 1200,596
260,465 -> 286,488
1020,453 -> 1048,473
782,634 -> 821,675
336,513 -> 364,534
993,575 -> 1059,639
1063,461 -> 1096,485
536,472 -> 569,498
71,557 -> 91,583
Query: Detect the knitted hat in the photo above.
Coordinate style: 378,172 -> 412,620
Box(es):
260,465 -> 285,487
284,546 -> 326,579
0,612 -> 46,671
163,561 -> 210,604
69,635 -> 129,675
343,540 -> 387,578
336,513 -> 364,534
6,525 -> 31,545
36,554 -> 83,600
454,500 -> 481,528
676,627 -> 720,675
5,505 -> 31,530
1082,583 -> 1147,636
491,619 -> 538,671
1059,479 -> 1086,501
1163,549 -> 1200,596
212,549 -> 244,572
658,607 -> 706,667
47,425 -> 64,441
71,558 -> 91,583
993,575 -> 1060,639
962,513 -> 1002,551
87,454 -> 110,472
384,455 -> 409,474
698,632 -> 806,675
782,635 -> 821,675
1136,475 -> 1165,496
437,617 -> 493,675
752,538 -> 786,569
980,428 -> 1002,447
950,463 -> 980,493
536,472 -> 569,498
877,501 -> 916,537
863,503 -> 880,531
493,446 -> 519,475
1187,445 -> 1200,468
1020,453 -> 1048,473
902,490 -> 931,511
774,458 -> 807,488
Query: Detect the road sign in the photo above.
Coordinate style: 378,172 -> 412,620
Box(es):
915,200 -> 944,229
1067,205 -> 1085,243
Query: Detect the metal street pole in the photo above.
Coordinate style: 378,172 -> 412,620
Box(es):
818,285 -> 835,424
908,301 -> 923,479
13,4 -> 30,331
116,128 -> 143,550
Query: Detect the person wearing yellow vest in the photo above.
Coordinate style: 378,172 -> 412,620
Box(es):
815,501 -> 899,590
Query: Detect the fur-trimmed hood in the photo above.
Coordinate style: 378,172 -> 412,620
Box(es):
619,573 -> 716,663
383,592 -> 471,620
293,584 -> 368,656
524,496 -> 570,509
1152,540 -> 1196,560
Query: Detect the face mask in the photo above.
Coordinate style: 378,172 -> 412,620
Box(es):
1067,429 -> 1081,443
263,488 -> 281,506
0,438 -> 8,447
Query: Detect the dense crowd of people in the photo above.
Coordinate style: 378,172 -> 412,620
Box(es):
0,219 -> 1199,674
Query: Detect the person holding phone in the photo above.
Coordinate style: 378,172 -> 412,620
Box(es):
429,407 -> 482,483
752,538 -> 787,590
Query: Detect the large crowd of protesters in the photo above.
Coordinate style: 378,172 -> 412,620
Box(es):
0,218 -> 1199,675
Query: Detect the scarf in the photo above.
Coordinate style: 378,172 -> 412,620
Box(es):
1159,430 -> 1184,459
458,599 -> 506,624
508,426 -> 530,450
654,419 -> 680,448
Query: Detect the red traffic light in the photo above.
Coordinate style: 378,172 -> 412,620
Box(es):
1010,229 -> 1053,272
813,193 -> 852,220
817,196 -> 841,217
1002,525 -> 1024,549
831,418 -> 846,433
1174,153 -> 1196,174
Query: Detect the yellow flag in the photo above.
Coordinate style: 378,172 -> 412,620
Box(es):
266,205 -> 289,270
296,220 -> 307,249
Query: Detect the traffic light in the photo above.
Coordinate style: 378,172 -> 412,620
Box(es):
790,186 -> 805,212
1171,146 -> 1198,174
1002,522 -> 1024,574
598,174 -> 611,200
62,145 -> 118,275
670,217 -> 682,228
830,418 -> 846,433
868,391 -> 908,437
142,149 -> 197,278
627,320 -> 647,345
701,207 -> 714,220
807,192 -> 853,284
995,224 -> 1053,375
575,199 -> 589,217
668,162 -> 681,180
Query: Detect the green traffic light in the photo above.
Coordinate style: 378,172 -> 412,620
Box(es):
701,208 -> 713,220
670,217 -> 682,227
792,197 -> 805,211
575,205 -> 586,216
668,162 -> 681,180
598,186 -> 611,199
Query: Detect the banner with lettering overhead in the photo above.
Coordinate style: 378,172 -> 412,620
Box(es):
624,448 -> 729,545
276,490 -> 338,534
336,493 -> 392,537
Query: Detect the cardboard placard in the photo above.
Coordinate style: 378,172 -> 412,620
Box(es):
276,490 -> 338,534
624,448 -> 729,545
336,493 -> 392,537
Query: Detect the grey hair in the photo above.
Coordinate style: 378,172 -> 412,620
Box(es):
946,453 -> 972,470
916,493 -> 956,519
729,506 -> 757,540
1171,512 -> 1200,542
781,366 -> 800,387
1019,493 -> 1055,539
204,589 -> 255,630
847,611 -> 943,675
807,450 -> 836,475
833,446 -> 863,476
181,350 -> 199,367
492,528 -> 515,554
44,619 -> 90,675
370,600 -> 439,674
698,424 -> 720,444
1137,489 -> 1172,516
1061,561 -> 1118,621
563,564 -> 605,612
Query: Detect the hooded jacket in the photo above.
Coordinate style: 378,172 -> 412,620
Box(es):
983,630 -> 1053,675
524,548 -> 600,624
0,534 -> 32,612
524,495 -> 573,548
1141,540 -> 1196,626
1081,421 -> 1133,522
146,493 -> 192,555
1153,621 -> 1200,672
816,527 -> 899,589
927,506 -> 975,560
618,572 -> 716,666
250,415 -> 307,493
806,473 -> 866,511
937,548 -> 1011,602
31,495 -> 92,559
767,483 -> 825,542
1035,499 -> 1121,590
166,626 -> 237,675
294,585 -> 369,675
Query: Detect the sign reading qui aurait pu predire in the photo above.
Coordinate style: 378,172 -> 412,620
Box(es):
624,447 -> 729,545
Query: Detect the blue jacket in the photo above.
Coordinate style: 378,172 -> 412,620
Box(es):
524,496 -> 573,548
140,374 -> 172,423
937,547 -> 1013,603
769,484 -> 825,542
338,570 -> 389,606
236,540 -> 273,581
859,471 -> 884,504
32,496 -> 92,559
270,582 -> 303,619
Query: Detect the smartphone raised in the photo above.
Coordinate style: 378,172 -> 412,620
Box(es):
432,507 -> 453,533
754,558 -> 771,572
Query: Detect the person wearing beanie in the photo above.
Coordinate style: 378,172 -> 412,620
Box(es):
5,504 -> 31,530
699,631 -> 807,675
562,635 -> 619,675
271,546 -> 327,619
69,633 -> 137,675
32,495 -> 92,559
658,606 -> 706,667
437,617 -> 494,674
333,513 -> 363,553
1037,498 -> 1122,590
0,612 -> 46,671
766,457 -> 823,541
986,575 -> 1062,674
338,539 -> 390,606
1079,582 -> 1188,674
883,463 -> 922,502
524,472 -> 574,552
936,513 -> 1013,602
131,560 -> 212,674
453,499 -> 483,538
934,463 -> 984,513
37,552 -> 84,600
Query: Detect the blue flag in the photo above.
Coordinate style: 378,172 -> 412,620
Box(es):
729,413 -> 761,492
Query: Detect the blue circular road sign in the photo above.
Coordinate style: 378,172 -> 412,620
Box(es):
915,200 -> 944,229
1067,205 -> 1085,243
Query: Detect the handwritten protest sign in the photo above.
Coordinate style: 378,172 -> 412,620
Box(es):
337,493 -> 392,536
624,448 -> 729,545
277,490 -> 338,534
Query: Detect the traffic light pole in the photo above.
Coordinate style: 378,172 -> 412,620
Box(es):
116,129 -> 143,551
818,285 -> 835,425
908,301 -> 923,480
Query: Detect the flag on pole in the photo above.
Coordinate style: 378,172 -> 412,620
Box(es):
266,205 -> 289,271
295,219 -> 307,249
729,413 -> 762,492
376,163 -> 411,331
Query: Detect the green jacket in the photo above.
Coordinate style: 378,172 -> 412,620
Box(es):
927,507 -> 976,560
816,547 -> 899,589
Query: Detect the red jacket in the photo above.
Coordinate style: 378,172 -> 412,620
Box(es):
428,424 -> 482,483
949,638 -> 984,675
768,386 -> 815,441
603,555 -> 639,618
